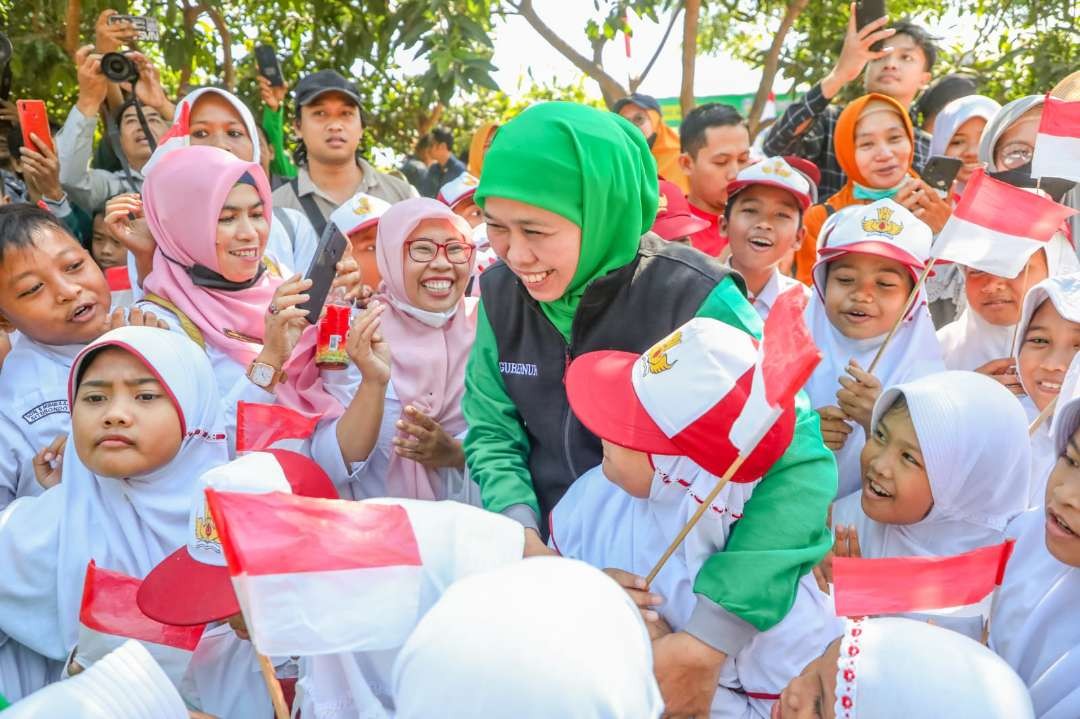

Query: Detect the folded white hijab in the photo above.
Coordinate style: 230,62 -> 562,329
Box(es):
836,617 -> 1033,718
0,327 -> 228,660
392,557 -> 664,719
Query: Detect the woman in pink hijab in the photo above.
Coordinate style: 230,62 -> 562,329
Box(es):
136,145 -> 358,451
334,197 -> 481,502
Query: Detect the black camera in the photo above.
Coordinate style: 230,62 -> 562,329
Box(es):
101,52 -> 138,83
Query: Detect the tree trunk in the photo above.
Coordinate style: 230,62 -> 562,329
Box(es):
512,0 -> 628,107
63,0 -> 82,57
680,0 -> 701,118
747,0 -> 809,139
202,5 -> 235,91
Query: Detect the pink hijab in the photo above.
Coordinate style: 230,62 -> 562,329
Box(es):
375,198 -> 477,499
141,145 -> 342,416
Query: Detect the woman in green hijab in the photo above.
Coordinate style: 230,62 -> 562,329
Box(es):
463,102 -> 834,714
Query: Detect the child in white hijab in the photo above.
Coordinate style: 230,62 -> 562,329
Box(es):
1013,273 -> 1080,505
391,557 -> 664,719
830,371 -> 1030,638
805,199 -> 944,497
0,327 -> 228,687
990,354 -> 1080,718
773,617 -> 1034,719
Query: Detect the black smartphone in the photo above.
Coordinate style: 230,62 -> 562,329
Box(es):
108,14 -> 160,42
254,45 -> 285,88
918,156 -> 964,194
297,223 -> 349,323
855,0 -> 887,50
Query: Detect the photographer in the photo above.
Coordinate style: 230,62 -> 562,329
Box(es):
55,16 -> 173,212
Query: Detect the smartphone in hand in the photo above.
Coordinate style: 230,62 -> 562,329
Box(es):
855,0 -> 887,50
16,100 -> 54,155
255,45 -> 286,88
297,224 -> 349,323
918,156 -> 964,195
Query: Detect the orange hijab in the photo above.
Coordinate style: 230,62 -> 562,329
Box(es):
467,122 -> 499,177
794,93 -> 917,284
647,108 -> 689,193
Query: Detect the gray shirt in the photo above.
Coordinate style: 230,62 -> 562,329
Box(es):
56,106 -> 142,212
271,159 -> 418,222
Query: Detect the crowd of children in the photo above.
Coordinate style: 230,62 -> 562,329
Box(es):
0,4 -> 1078,718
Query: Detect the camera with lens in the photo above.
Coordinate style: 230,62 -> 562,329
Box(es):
101,52 -> 139,83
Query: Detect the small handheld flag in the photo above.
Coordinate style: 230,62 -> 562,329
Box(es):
235,401 -> 321,454
1031,94 -> 1080,183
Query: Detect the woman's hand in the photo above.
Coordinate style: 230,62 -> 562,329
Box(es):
107,306 -> 169,331
104,193 -> 156,258
258,274 -> 311,369
345,301 -> 391,384
258,76 -> 288,112
974,357 -> 1024,396
836,360 -> 882,434
332,254 -> 364,302
817,405 -> 853,451
33,434 -> 67,490
393,405 -> 465,469
896,178 -> 953,234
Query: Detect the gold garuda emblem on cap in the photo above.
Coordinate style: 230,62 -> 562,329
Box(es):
862,207 -> 903,237
352,196 -> 373,216
194,499 -> 220,547
657,193 -> 669,212
642,330 -> 682,376
761,159 -> 792,177
463,174 -> 479,187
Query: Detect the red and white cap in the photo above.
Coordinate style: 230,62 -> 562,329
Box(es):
330,191 -> 392,237
437,172 -> 480,209
813,198 -> 933,290
137,450 -> 338,626
566,317 -> 795,481
725,156 -> 813,211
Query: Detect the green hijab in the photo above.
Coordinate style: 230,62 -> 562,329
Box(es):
474,102 -> 659,341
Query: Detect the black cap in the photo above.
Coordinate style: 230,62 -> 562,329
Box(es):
294,70 -> 363,109
612,93 -> 662,115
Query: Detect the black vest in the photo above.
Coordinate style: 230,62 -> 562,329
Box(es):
480,234 -> 741,533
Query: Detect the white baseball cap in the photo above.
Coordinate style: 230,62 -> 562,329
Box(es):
331,192 -> 392,237
726,156 -> 813,211
437,173 -> 480,209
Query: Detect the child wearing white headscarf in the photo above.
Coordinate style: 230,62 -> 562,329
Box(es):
804,199 -> 945,498
772,617 -> 1034,719
391,557 -> 664,719
0,327 -> 228,685
990,354 -> 1080,718
830,371 -> 1030,637
1013,274 -> 1080,505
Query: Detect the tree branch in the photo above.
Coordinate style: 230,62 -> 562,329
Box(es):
630,4 -> 682,92
63,0 -> 82,58
747,0 -> 809,139
510,0 -> 627,107
680,0 -> 701,117
200,5 -> 235,91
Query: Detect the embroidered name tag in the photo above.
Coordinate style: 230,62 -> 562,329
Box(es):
499,361 -> 539,377
22,400 -> 69,425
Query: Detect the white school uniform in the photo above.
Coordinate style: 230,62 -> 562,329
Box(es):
831,371 -> 1030,639
990,509 -> 1080,719
0,338 -> 82,507
937,234 -> 1080,371
550,459 -> 840,718
727,262 -> 810,322
293,499 -> 525,718
1012,273 -> 1080,506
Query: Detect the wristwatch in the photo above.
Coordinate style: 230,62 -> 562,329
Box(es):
246,360 -> 284,392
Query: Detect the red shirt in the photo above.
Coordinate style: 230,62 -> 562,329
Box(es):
687,203 -> 728,257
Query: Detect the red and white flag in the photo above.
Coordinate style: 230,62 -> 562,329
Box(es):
832,540 -> 1015,617
204,490 -> 423,656
235,401 -> 320,454
931,169 -> 1077,278
729,286 -> 821,453
79,561 -> 205,683
1031,94 -> 1080,183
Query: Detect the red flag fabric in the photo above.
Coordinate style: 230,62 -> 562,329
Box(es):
105,267 -> 131,292
728,286 -> 821,453
79,561 -> 205,650
931,170 -> 1077,277
235,401 -> 320,453
1038,94 -> 1080,138
832,539 -> 1015,617
1031,95 -> 1080,182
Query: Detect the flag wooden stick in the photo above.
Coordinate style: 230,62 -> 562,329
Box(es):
256,652 -> 290,719
646,453 -> 749,587
1029,397 -> 1057,436
867,257 -> 938,375
1010,263 -> 1032,351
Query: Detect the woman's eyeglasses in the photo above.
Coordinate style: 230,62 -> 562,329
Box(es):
997,142 -> 1033,170
405,239 -> 475,264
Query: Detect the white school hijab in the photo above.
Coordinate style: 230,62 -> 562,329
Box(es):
4,640 -> 188,719
990,375 -> 1080,719
938,233 -> 1080,371
834,617 -> 1034,719
1012,273 -> 1080,506
805,258 -> 944,499
0,326 -> 228,661
392,557 -> 664,719
833,371 -> 1029,559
